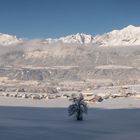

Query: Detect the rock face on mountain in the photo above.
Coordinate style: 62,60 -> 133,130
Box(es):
0,25 -> 140,85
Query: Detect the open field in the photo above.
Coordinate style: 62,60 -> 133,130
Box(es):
0,95 -> 140,140
0,106 -> 140,140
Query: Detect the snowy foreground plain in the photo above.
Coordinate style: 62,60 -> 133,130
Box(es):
0,97 -> 140,140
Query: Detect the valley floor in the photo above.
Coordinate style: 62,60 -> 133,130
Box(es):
0,96 -> 140,109
0,97 -> 140,140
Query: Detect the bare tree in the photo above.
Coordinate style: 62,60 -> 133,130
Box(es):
68,94 -> 88,121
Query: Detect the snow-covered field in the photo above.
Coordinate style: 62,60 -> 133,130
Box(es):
0,96 -> 140,109
0,97 -> 140,140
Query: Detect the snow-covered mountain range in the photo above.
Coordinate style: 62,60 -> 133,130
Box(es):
1,25 -> 140,46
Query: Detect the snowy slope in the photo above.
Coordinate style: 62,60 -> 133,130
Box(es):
94,25 -> 140,46
0,33 -> 21,46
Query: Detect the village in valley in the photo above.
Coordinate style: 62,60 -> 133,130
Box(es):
0,77 -> 140,104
